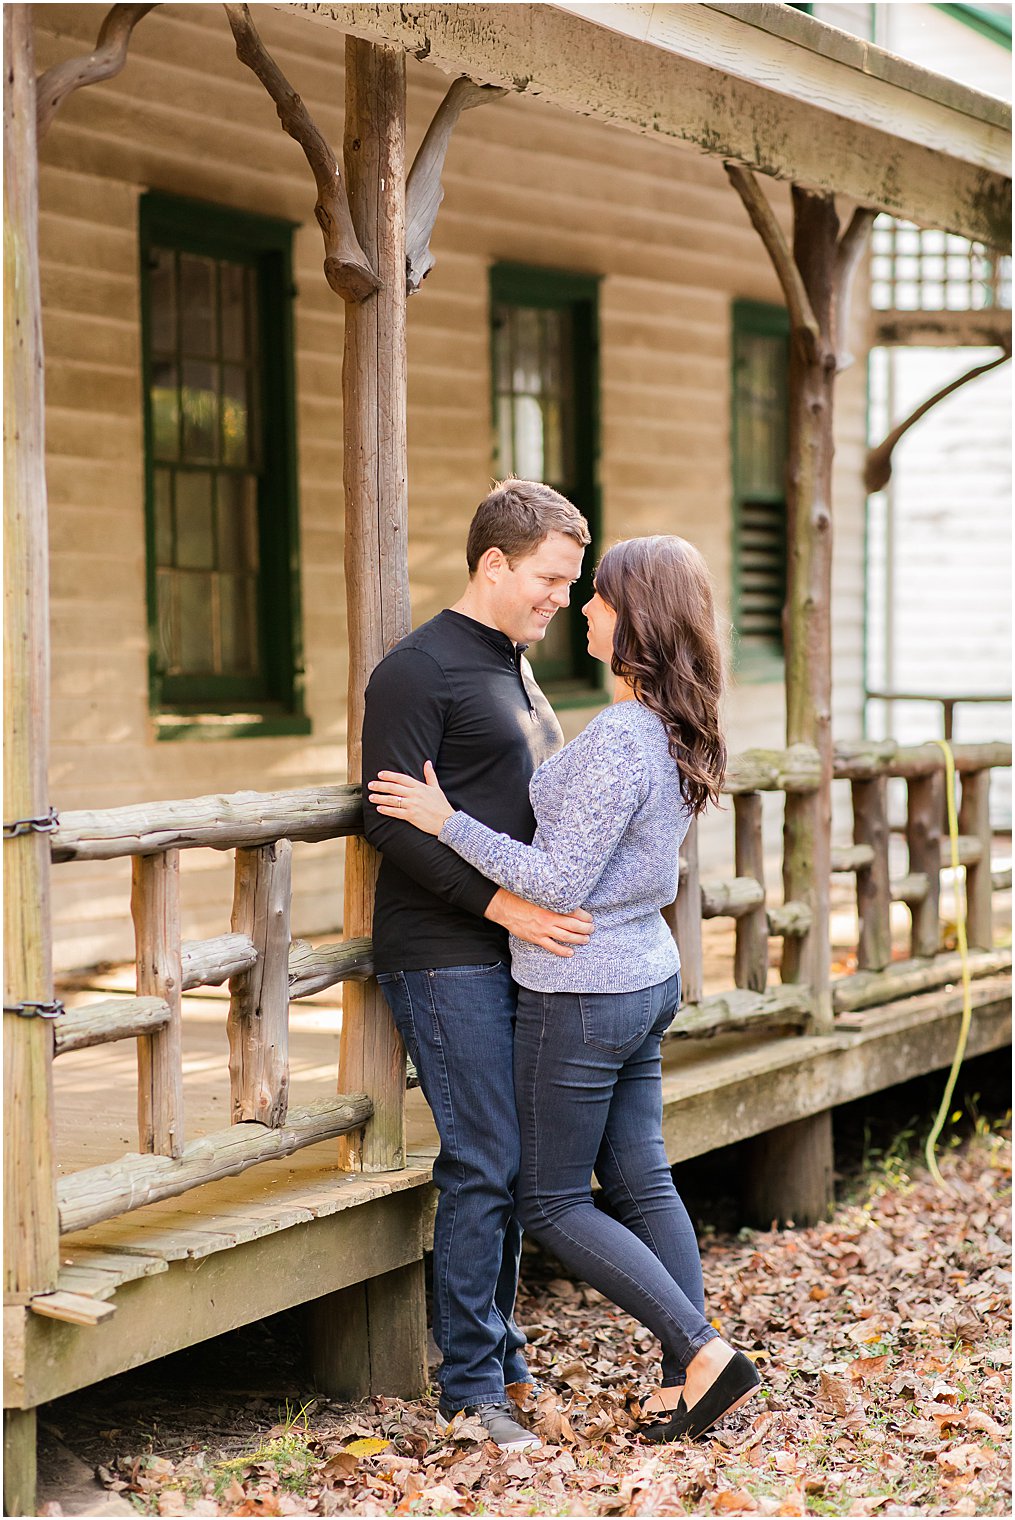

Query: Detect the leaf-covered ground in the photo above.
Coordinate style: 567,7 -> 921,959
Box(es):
40,1129 -> 1011,1519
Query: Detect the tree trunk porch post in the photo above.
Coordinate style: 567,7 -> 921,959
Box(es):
337,36 -> 411,1179
315,33 -> 424,1400
723,176 -> 877,1228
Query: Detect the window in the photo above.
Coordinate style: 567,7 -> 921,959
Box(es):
871,215 -> 1012,312
731,300 -> 790,675
490,264 -> 600,692
140,193 -> 307,737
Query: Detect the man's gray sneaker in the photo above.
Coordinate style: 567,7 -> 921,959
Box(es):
437,1399 -> 541,1451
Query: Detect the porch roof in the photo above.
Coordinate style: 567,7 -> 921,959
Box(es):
281,1 -> 1012,250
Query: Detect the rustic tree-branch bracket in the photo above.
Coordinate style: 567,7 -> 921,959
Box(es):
405,76 -> 507,294
724,163 -> 821,363
833,206 -> 876,371
35,3 -> 156,141
223,2 -> 380,303
865,347 -> 1012,491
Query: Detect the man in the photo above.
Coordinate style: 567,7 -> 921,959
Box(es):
362,480 -> 593,1451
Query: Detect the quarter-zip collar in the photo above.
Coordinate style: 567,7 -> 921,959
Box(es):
441,608 -> 529,665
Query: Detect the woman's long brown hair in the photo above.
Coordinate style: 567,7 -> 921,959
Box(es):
595,536 -> 727,815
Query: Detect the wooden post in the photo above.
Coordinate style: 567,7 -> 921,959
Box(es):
228,842 -> 292,1126
338,36 -> 411,1173
744,1111 -> 835,1228
733,793 -> 768,991
306,1260 -> 427,1400
958,770 -> 993,950
3,1407 -> 37,1518
3,4 -> 60,1311
851,777 -> 892,971
673,818 -> 703,1005
131,851 -> 184,1157
906,772 -> 943,958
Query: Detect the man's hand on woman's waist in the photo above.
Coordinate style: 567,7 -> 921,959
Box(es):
484,888 -> 593,957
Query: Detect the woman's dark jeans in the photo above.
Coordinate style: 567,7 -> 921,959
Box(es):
514,972 -> 717,1383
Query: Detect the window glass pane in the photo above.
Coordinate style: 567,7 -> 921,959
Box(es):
221,364 -> 249,466
179,255 -> 217,357
492,309 -> 512,391
541,309 -> 565,394
181,360 -> 219,460
177,572 -> 216,672
219,574 -> 257,672
513,395 -> 544,479
543,396 -> 564,484
150,361 -> 179,460
153,468 -> 173,565
175,471 -> 215,569
156,569 -> 178,672
495,394 -> 514,477
512,308 -> 542,393
220,263 -> 249,362
216,475 -> 259,570
149,247 -> 177,355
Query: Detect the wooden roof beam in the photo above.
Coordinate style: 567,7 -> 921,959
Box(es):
280,2 -> 1012,251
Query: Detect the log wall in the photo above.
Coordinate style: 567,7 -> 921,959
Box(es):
35,2 -> 869,968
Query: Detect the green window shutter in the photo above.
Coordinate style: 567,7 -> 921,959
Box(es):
489,264 -> 601,695
731,300 -> 790,679
140,193 -> 308,737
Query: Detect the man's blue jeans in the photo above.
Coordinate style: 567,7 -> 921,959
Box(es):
377,962 -> 530,1408
514,972 -> 717,1384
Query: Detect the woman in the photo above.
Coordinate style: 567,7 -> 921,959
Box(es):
369,535 -> 760,1442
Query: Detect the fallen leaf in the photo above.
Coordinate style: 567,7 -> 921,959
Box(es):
342,1436 -> 390,1457
156,1495 -> 191,1517
321,1451 -> 359,1481
847,1354 -> 890,1382
818,1370 -> 853,1415
966,1407 -> 1007,1438
713,1489 -> 758,1512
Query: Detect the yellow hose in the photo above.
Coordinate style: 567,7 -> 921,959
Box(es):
923,739 -> 973,1187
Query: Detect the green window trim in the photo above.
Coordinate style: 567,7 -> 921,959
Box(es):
935,4 -> 1012,48
731,299 -> 791,684
489,262 -> 602,694
139,191 -> 307,737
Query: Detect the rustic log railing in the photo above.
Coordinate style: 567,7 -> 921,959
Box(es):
43,732 -> 1011,1244
48,788 -> 372,1238
666,736 -> 1012,1042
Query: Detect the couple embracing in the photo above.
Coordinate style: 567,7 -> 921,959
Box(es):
362,480 -> 759,1452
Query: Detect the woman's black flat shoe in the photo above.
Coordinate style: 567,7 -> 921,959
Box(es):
641,1351 -> 760,1443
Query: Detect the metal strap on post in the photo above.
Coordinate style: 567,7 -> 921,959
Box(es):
3,808 -> 59,838
3,1000 -> 65,1019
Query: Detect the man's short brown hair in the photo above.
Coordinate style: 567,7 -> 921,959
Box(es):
466,479 -> 591,574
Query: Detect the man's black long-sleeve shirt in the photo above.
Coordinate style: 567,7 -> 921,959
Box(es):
361,610 -> 564,972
